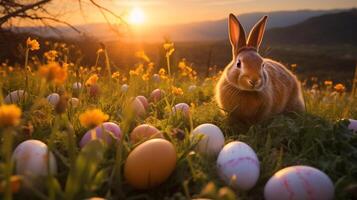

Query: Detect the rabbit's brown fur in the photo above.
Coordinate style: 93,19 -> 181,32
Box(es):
215,14 -> 305,124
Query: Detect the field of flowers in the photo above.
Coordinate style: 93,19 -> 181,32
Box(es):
0,38 -> 356,200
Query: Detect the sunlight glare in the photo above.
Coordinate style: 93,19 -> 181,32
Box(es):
128,7 -> 145,25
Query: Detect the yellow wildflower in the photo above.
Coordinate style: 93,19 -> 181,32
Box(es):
135,51 -> 150,62
85,74 -> 99,87
142,73 -> 150,81
38,62 -> 68,85
44,50 -> 58,62
334,83 -> 345,93
163,42 -> 174,50
26,37 -> 40,51
171,86 -> 184,96
79,109 -> 109,128
324,80 -> 333,86
0,104 -> 22,127
112,71 -> 120,79
97,48 -> 104,54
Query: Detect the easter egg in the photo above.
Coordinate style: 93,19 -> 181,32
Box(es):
217,141 -> 260,190
264,165 -> 334,200
88,84 -> 101,97
124,138 -> 177,189
130,124 -> 162,143
348,119 -> 357,132
131,97 -> 146,117
188,85 -> 197,92
4,90 -> 27,104
121,84 -> 129,93
136,95 -> 149,110
172,103 -> 190,117
12,140 -> 57,178
150,89 -> 165,103
68,97 -> 79,108
192,123 -> 225,156
79,122 -> 122,147
72,82 -> 82,90
47,93 -> 60,106
152,74 -> 160,83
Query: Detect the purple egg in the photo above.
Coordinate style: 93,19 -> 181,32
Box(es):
79,122 -> 122,148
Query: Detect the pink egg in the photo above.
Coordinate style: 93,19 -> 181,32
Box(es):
131,97 -> 146,117
348,119 -> 357,132
136,95 -> 149,110
264,166 -> 334,200
172,103 -> 190,117
79,122 -> 122,148
150,89 -> 165,103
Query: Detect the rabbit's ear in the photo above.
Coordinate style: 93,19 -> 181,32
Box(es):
247,16 -> 268,49
228,14 -> 246,54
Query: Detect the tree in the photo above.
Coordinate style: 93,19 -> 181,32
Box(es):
0,0 -> 127,35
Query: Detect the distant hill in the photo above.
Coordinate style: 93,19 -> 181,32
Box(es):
13,9 -> 344,42
265,9 -> 357,45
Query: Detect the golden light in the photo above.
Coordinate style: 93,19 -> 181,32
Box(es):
128,7 -> 145,25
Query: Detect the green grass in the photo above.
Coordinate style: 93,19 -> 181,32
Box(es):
0,42 -> 356,200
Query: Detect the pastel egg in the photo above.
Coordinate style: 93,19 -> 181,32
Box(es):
264,165 -> 334,200
47,93 -> 60,106
152,74 -> 160,83
79,122 -> 122,148
217,141 -> 260,191
348,119 -> 357,132
136,95 -> 149,110
88,84 -> 101,97
4,90 -> 27,104
12,140 -> 57,178
121,84 -> 129,93
68,97 -> 79,108
72,82 -> 82,90
130,124 -> 162,144
172,103 -> 190,117
150,89 -> 165,103
124,138 -> 177,189
188,85 -> 197,92
131,97 -> 146,117
191,123 -> 225,156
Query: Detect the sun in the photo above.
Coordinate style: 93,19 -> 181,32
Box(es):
128,7 -> 145,25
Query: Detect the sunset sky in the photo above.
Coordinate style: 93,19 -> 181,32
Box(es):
54,0 -> 357,26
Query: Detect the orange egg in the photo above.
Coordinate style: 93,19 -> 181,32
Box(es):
130,124 -> 162,143
124,139 -> 177,189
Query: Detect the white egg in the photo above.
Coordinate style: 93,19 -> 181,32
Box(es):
152,74 -> 160,83
264,165 -> 334,200
121,84 -> 129,93
348,119 -> 357,132
72,82 -> 82,90
192,123 -> 225,156
188,85 -> 197,92
12,140 -> 57,178
47,93 -> 60,106
68,97 -> 79,108
4,90 -> 27,104
217,141 -> 260,191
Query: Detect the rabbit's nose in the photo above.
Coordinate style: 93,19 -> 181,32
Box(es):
248,79 -> 261,88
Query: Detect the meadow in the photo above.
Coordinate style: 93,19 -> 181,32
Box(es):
0,38 -> 356,200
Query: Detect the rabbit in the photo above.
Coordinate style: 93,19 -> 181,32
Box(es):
215,14 -> 305,124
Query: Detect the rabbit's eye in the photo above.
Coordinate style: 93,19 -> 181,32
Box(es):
236,60 -> 241,69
